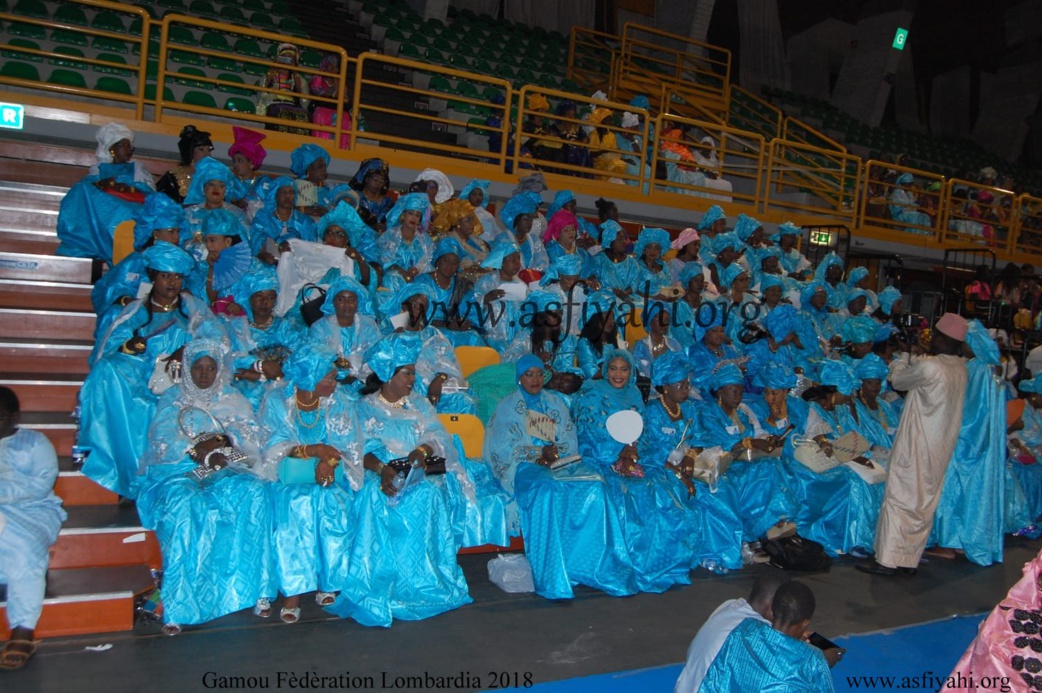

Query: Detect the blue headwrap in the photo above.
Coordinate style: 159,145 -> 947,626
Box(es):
733,214 -> 762,242
230,266 -> 279,321
349,158 -> 389,192
651,351 -> 691,387
896,172 -> 914,185
263,175 -> 296,209
516,353 -> 544,381
546,189 -> 575,220
321,275 -> 374,317
599,347 -> 637,385
133,193 -> 185,249
697,205 -> 725,232
854,353 -> 889,382
819,360 -> 860,396
711,363 -> 744,391
718,264 -> 748,290
540,253 -> 583,285
800,281 -> 832,310
633,227 -> 670,260
874,323 -> 898,344
364,333 -> 423,383
845,288 -> 869,310
847,267 -> 869,287
679,262 -> 705,288
316,201 -> 372,248
459,179 -> 490,209
143,242 -> 195,275
813,252 -> 844,282
842,315 -> 878,345
764,305 -> 798,341
1021,375 -> 1042,394
694,302 -> 725,342
432,236 -> 465,264
642,300 -> 668,328
769,221 -> 802,243
599,219 -> 624,248
202,207 -> 243,238
290,143 -> 331,179
712,232 -> 743,255
528,290 -> 562,315
499,191 -> 542,232
759,274 -> 785,292
878,286 -> 902,316
966,319 -> 1000,366
759,245 -> 783,263
385,192 -> 430,231
583,291 -> 617,328
629,95 -> 650,110
481,238 -> 521,270
183,157 -> 235,205
762,362 -> 797,390
283,342 -> 338,391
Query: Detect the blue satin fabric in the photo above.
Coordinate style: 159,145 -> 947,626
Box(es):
638,399 -> 744,570
699,618 -> 834,692
250,208 -> 317,255
137,462 -> 276,625
1011,404 -> 1042,520
412,273 -> 486,347
56,176 -> 142,261
589,253 -> 639,296
226,317 -> 304,411
931,359 -> 1016,565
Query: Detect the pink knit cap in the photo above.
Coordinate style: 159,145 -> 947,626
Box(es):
935,313 -> 969,341
671,227 -> 700,250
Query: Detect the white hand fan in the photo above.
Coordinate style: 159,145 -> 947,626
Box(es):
606,410 -> 644,445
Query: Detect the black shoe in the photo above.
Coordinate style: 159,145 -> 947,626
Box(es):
856,560 -> 898,576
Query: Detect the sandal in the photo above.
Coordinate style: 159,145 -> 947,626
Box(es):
253,598 -> 273,618
280,607 -> 301,624
161,623 -> 182,637
315,591 -> 336,607
0,639 -> 37,671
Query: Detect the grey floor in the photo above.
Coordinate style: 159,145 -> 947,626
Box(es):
6,538 -> 1041,693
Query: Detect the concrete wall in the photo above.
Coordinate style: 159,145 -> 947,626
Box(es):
830,10 -> 914,127
786,19 -> 856,101
735,0 -> 789,93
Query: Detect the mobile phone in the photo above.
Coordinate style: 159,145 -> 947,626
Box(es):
808,632 -> 839,651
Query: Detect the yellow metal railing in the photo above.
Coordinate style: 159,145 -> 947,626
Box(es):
649,113 -> 765,206
567,27 -> 618,95
0,0 -> 150,119
939,179 -> 1016,251
763,139 -> 862,220
1012,194 -> 1042,258
155,14 -> 352,143
351,53 -> 512,167
781,116 -> 846,153
512,86 -> 650,188
729,85 -> 782,141
662,87 -> 726,125
857,161 -> 945,241
616,23 -> 730,107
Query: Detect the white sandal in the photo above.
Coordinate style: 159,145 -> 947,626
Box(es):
162,623 -> 182,636
315,591 -> 335,606
253,598 -> 273,618
280,607 -> 301,624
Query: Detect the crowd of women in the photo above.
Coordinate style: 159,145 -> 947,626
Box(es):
57,121 -> 1042,634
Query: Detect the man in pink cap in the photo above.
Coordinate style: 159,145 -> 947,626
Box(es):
858,313 -> 969,576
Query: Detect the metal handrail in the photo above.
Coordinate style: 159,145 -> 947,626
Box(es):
763,138 -> 862,219
856,160 -> 945,242
939,178 -> 1016,253
781,116 -> 846,153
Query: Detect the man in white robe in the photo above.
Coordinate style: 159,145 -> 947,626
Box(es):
858,313 -> 969,576
0,386 -> 66,669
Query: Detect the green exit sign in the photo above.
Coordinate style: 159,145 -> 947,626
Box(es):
892,28 -> 908,50
0,103 -> 24,130
809,230 -> 833,246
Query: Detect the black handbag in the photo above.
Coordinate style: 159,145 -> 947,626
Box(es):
760,534 -> 832,573
387,454 -> 447,476
300,283 -> 327,326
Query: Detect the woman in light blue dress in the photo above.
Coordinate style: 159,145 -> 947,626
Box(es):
137,340 -> 276,633
491,355 -> 636,598
307,275 -> 385,399
589,220 -> 639,300
771,222 -> 812,277
571,349 -> 693,592
413,237 -> 486,348
258,343 -> 362,624
499,191 -> 550,271
686,303 -> 744,398
631,227 -> 674,300
1011,374 -> 1042,521
889,172 -> 933,233
179,157 -> 250,262
669,262 -> 706,350
378,192 -> 433,296
637,353 -> 745,570
327,333 -> 508,626
249,175 -> 317,262
471,239 -> 530,361
80,244 -> 224,499
632,301 -> 682,379
544,210 -> 593,279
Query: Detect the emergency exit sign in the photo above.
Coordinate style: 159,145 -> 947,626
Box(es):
0,103 -> 24,130
892,28 -> 908,50
809,230 -> 833,246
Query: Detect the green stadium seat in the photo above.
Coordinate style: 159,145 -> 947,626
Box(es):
384,26 -> 405,42
449,54 -> 470,69
2,38 -> 41,62
216,72 -> 250,95
398,43 -> 422,60
94,52 -> 133,76
12,0 -> 47,19
432,36 -> 453,53
300,50 -> 321,68
53,4 -> 89,26
183,90 -> 217,109
144,83 -> 175,101
92,36 -> 129,54
219,6 -> 246,22
9,22 -> 48,41
92,12 -> 126,33
279,17 -> 304,34
234,38 -> 265,58
0,60 -> 40,81
48,45 -> 87,70
146,59 -> 158,79
168,26 -> 196,45
169,49 -> 205,66
269,0 -> 290,14
242,0 -> 265,10
470,58 -> 492,74
96,76 -> 133,95
133,3 -> 158,18
208,55 -> 238,71
159,0 -> 186,10
429,75 -> 451,92
224,96 -> 256,113
426,18 -> 446,34
174,66 -> 208,88
480,85 -> 502,101
241,59 -> 268,76
250,13 -> 276,30
425,48 -> 447,65
47,68 -> 88,88
201,32 -> 231,52
128,17 -> 144,35
457,80 -> 480,99
188,0 -> 217,17
132,34 -> 159,56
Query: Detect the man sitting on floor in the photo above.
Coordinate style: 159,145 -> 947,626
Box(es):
674,571 -> 790,692
698,580 -> 837,692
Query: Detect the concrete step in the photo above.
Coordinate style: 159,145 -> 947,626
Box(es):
53,505 -> 162,571
0,375 -> 82,412
0,338 -> 93,374
0,308 -> 96,341
54,456 -> 119,507
0,181 -> 66,212
0,278 -> 93,311
0,565 -> 152,639
0,252 -> 93,283
0,205 -> 59,234
0,232 -> 61,256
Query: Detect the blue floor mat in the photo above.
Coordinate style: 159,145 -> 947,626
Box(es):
520,614 -> 986,692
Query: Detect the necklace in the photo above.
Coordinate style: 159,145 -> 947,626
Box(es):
651,336 -> 667,355
724,406 -> 746,434
295,406 -> 323,429
378,391 -> 405,409
252,316 -> 273,330
295,392 -> 320,411
150,296 -> 179,311
433,272 -> 452,290
662,397 -> 682,420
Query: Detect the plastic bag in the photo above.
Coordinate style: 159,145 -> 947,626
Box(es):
487,553 -> 535,593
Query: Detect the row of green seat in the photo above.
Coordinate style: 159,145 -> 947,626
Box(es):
135,0 -> 293,19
